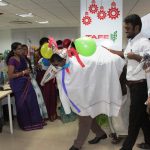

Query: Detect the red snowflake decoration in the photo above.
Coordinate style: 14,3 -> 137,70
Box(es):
82,12 -> 92,26
97,6 -> 106,20
107,1 -> 120,20
89,4 -> 98,14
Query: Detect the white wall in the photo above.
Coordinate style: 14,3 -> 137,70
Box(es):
142,13 -> 150,38
0,27 -> 128,53
11,27 -> 80,47
0,29 -> 12,53
0,27 -> 79,53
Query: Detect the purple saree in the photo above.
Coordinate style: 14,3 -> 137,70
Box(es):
8,57 -> 44,131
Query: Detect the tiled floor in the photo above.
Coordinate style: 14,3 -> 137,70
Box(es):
0,119 -> 144,150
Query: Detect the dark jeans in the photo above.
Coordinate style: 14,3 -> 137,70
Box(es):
122,81 -> 150,150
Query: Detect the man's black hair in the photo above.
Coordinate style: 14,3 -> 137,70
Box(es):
56,40 -> 63,46
124,14 -> 142,31
39,37 -> 49,46
50,54 -> 64,63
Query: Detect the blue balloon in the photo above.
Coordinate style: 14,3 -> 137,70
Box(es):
42,58 -> 50,66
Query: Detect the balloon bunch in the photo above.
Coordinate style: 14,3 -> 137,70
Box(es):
38,57 -> 50,70
40,37 -> 97,87
40,36 -> 97,70
40,43 -> 53,59
74,37 -> 96,57
39,37 -> 58,70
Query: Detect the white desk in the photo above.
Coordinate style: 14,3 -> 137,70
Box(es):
0,90 -> 13,134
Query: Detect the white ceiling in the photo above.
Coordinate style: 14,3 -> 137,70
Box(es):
0,0 -> 149,30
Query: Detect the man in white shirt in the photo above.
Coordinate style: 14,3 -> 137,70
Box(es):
104,14 -> 150,150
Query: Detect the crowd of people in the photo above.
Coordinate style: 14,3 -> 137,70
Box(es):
0,13 -> 150,150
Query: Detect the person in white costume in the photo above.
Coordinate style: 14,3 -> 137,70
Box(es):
41,41 -> 125,150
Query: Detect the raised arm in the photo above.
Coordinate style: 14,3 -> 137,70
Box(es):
102,46 -> 124,58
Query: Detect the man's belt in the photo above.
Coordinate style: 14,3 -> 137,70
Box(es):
127,79 -> 146,86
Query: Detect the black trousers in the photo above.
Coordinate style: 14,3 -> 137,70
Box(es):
0,118 -> 3,132
122,81 -> 150,150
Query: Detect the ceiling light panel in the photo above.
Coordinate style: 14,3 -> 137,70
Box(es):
16,13 -> 34,17
0,1 -> 8,6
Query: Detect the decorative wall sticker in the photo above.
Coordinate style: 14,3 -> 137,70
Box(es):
82,0 -> 92,26
88,0 -> 98,14
110,31 -> 117,42
97,6 -> 107,20
81,0 -> 123,49
107,1 -> 120,20
82,12 -> 92,26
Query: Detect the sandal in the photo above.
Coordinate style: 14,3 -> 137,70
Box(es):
109,133 -> 122,144
111,137 -> 122,144
109,133 -> 115,138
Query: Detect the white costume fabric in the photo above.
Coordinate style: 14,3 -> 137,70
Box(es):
109,88 -> 130,136
30,75 -> 48,119
44,46 -> 125,118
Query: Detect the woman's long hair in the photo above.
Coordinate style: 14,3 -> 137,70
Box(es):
6,42 -> 22,65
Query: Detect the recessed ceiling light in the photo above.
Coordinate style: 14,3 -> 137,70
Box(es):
35,21 -> 49,24
16,13 -> 33,17
0,1 -> 8,6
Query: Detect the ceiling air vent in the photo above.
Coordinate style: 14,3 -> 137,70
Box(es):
9,20 -> 32,24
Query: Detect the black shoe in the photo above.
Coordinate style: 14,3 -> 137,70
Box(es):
119,148 -> 127,150
0,126 -> 2,133
88,133 -> 107,144
69,146 -> 79,150
137,143 -> 150,149
109,133 -> 122,144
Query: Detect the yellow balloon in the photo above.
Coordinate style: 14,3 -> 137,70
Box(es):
40,43 -> 53,59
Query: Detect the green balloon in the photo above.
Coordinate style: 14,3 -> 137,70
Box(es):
74,37 -> 96,56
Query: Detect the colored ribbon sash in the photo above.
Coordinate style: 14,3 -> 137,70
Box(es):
61,69 -> 81,113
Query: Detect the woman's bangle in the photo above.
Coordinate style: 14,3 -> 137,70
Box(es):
22,70 -> 25,76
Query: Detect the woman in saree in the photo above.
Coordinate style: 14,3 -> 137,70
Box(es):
6,42 -> 44,131
22,44 -> 48,119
